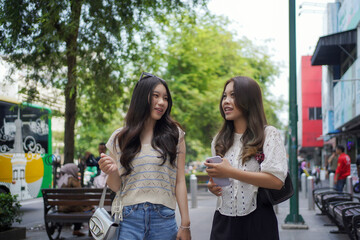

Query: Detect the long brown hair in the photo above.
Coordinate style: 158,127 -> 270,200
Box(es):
115,75 -> 180,176
214,76 -> 267,163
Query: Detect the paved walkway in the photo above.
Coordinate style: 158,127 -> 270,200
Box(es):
21,187 -> 350,239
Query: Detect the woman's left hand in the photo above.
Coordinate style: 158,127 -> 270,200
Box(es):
176,227 -> 191,240
205,158 -> 233,178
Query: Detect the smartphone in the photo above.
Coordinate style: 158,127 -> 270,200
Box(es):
206,156 -> 231,187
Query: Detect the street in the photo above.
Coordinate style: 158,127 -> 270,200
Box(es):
15,192 -> 217,240
16,190 -> 350,240
15,198 -> 44,228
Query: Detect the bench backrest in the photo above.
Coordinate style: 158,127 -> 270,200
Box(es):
42,188 -> 113,207
196,175 -> 210,183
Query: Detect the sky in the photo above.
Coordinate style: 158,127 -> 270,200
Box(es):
207,0 -> 332,124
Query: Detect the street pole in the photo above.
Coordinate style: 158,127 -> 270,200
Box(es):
283,0 -> 307,228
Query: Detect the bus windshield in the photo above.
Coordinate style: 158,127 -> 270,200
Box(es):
0,98 -> 52,200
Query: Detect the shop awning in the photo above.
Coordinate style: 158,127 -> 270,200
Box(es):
311,28 -> 357,66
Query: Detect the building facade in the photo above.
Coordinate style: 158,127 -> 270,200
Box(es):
299,56 -> 323,166
312,0 -> 360,163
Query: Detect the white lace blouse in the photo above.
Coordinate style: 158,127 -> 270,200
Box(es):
211,126 -> 288,216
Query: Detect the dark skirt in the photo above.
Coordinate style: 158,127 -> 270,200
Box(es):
210,189 -> 279,240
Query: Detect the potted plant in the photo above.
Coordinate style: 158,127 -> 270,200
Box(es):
0,193 -> 25,239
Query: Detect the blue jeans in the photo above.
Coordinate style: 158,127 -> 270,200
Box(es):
336,178 -> 346,192
117,202 -> 178,240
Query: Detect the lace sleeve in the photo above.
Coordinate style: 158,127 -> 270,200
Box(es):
261,126 -> 288,183
178,127 -> 185,144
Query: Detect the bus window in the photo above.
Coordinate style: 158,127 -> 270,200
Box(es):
20,169 -> 25,180
13,169 -> 18,180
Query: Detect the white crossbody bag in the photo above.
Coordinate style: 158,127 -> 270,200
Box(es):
89,185 -> 120,240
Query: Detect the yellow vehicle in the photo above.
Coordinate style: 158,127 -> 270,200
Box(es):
0,97 -> 52,200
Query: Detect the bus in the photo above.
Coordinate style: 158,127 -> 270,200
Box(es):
0,97 -> 52,200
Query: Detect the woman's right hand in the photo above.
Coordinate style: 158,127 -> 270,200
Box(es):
98,153 -> 118,175
207,177 -> 222,196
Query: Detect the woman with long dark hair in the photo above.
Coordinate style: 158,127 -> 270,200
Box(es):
98,72 -> 190,240
204,76 -> 288,240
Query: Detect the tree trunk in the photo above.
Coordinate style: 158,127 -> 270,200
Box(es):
64,0 -> 82,164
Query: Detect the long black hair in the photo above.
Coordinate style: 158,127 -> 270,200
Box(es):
215,76 -> 267,163
115,74 -> 180,176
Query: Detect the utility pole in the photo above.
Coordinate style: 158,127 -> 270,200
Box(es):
283,0 -> 307,228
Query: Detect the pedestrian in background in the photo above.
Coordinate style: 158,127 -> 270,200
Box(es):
334,145 -> 351,192
58,163 -> 92,237
93,170 -> 107,188
327,149 -> 338,175
205,76 -> 287,240
356,154 -> 360,179
84,151 -> 98,185
77,157 -> 86,187
98,72 -> 191,240
95,142 -> 107,176
94,142 -> 108,188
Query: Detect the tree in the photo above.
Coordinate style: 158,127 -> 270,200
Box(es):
73,13 -> 284,162
161,14 -> 283,161
0,0 -> 206,163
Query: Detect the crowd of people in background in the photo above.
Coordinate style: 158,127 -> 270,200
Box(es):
298,145 -> 355,193
55,142 -> 114,237
70,142 -> 358,194
56,142 -> 108,189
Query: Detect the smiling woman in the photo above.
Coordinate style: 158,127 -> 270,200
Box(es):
150,84 -> 169,121
97,72 -> 191,240
205,76 -> 288,240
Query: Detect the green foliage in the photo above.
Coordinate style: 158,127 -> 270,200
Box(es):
161,14 -> 284,162
184,172 -> 209,191
52,130 -> 64,154
0,193 -> 22,232
0,1 -> 283,162
72,13 -> 285,162
74,108 -> 125,158
0,0 -> 207,163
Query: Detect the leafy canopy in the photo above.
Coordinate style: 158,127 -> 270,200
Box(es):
75,13 -> 284,162
0,0 -> 206,163
161,14 -> 283,161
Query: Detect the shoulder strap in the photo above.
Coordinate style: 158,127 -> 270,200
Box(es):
112,180 -> 124,224
99,184 -> 107,208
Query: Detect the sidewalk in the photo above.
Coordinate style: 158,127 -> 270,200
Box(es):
277,190 -> 349,240
22,188 -> 350,239
182,189 -> 349,240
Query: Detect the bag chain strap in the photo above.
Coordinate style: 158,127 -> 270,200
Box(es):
99,184 -> 107,208
112,179 -> 124,224
98,183 -> 123,224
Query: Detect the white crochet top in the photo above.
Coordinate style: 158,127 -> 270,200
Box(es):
211,126 -> 288,216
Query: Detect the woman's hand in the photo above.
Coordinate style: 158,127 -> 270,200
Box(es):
176,227 -> 191,240
98,153 -> 118,175
207,177 -> 222,196
204,158 -> 233,178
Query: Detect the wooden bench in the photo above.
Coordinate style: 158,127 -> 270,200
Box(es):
352,214 -> 360,240
340,205 -> 360,239
42,188 -> 113,240
196,175 -> 210,191
313,187 -> 360,239
328,201 -> 354,222
328,202 -> 360,235
313,188 -> 352,214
